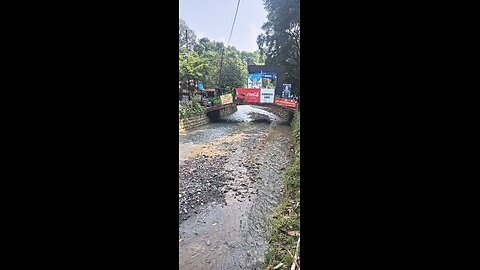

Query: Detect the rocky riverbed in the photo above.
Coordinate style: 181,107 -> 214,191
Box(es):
179,105 -> 294,270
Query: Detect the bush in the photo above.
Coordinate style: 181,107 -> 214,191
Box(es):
179,97 -> 206,119
208,96 -> 222,105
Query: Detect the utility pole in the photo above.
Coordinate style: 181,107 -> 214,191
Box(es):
185,29 -> 192,99
218,47 -> 224,87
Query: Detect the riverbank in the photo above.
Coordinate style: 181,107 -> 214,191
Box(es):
263,110 -> 300,270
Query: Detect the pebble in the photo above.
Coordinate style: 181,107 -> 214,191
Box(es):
179,124 -> 290,225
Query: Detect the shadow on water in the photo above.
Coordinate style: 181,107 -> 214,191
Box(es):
251,118 -> 272,124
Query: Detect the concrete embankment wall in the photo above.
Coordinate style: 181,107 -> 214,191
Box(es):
207,104 -> 237,121
219,105 -> 237,118
179,114 -> 209,132
265,105 -> 295,123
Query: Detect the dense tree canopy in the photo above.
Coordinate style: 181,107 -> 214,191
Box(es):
179,50 -> 208,93
219,47 -> 248,90
179,20 -> 265,94
257,0 -> 300,95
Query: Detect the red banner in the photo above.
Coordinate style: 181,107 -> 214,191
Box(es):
275,97 -> 298,108
235,88 -> 261,103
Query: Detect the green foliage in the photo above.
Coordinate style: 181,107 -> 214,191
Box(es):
219,50 -> 247,89
180,35 -> 263,91
179,51 -> 209,94
257,0 -> 300,96
264,206 -> 299,268
262,78 -> 275,89
239,50 -> 266,65
179,97 -> 206,119
208,96 -> 222,105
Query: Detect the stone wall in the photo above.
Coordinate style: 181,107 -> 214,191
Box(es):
265,105 -> 294,122
207,104 -> 238,121
219,105 -> 237,118
179,113 -> 209,132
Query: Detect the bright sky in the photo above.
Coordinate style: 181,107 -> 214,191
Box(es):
179,0 -> 268,52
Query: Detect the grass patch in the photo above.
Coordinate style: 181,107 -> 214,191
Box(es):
263,111 -> 300,270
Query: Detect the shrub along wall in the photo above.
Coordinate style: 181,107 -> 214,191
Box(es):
179,101 -> 209,132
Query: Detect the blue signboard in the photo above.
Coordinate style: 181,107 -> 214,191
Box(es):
198,81 -> 204,91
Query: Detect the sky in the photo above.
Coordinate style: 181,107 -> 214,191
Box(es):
179,0 -> 268,52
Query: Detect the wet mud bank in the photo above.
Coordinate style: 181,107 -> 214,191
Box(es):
179,105 -> 294,269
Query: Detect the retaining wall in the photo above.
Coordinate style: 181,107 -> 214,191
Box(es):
179,114 -> 209,132
207,104 -> 238,121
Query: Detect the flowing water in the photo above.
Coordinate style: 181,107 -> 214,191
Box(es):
179,105 -> 294,269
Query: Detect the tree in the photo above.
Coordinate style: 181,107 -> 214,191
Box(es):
179,51 -> 208,96
219,49 -> 247,90
194,38 -> 222,55
193,39 -> 248,90
257,0 -> 300,95
200,50 -> 221,89
239,50 -> 266,65
179,35 -> 258,93
179,18 -> 197,50
253,50 -> 266,65
240,51 -> 255,65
